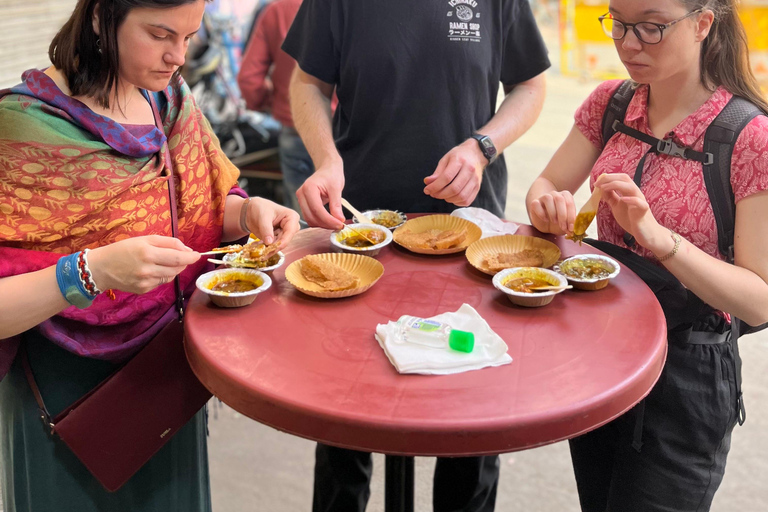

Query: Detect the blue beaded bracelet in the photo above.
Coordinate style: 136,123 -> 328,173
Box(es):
56,252 -> 95,309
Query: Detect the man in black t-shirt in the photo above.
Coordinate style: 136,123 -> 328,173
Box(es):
282,1 -> 550,510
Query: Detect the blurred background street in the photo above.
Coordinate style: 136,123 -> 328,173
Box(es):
2,1 -> 768,510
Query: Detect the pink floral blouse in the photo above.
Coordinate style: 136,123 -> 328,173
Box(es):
575,79 -> 768,263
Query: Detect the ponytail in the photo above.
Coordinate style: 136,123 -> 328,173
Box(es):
687,0 -> 768,114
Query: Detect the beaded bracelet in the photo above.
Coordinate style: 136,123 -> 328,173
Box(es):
78,249 -> 102,296
658,231 -> 682,262
55,252 -> 94,309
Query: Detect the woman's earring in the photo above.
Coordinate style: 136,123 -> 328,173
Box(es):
96,37 -> 102,55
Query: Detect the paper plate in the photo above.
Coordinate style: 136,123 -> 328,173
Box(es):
466,235 -> 561,275
285,252 -> 385,299
392,215 -> 482,255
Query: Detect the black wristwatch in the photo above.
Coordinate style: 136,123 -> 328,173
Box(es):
470,133 -> 497,164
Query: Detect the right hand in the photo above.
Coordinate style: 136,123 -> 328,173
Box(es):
528,190 -> 577,235
296,164 -> 346,229
87,235 -> 201,295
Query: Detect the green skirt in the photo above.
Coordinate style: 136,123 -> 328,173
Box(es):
0,331 -> 211,512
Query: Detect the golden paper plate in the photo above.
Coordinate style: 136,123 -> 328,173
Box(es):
392,215 -> 482,255
285,253 -> 385,299
466,235 -> 561,275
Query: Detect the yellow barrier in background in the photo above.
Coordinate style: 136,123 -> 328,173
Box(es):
559,0 -> 768,86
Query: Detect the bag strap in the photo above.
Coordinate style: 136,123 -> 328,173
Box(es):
600,79 -> 636,148
23,91 -> 184,434
148,91 -> 185,320
702,96 -> 762,262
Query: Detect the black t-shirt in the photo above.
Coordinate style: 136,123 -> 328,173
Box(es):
282,0 -> 550,217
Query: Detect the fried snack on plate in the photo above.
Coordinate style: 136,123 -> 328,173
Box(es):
398,229 -> 466,250
240,240 -> 281,263
484,250 -> 544,272
300,254 -> 361,291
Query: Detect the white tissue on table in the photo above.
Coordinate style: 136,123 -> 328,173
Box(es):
374,304 -> 513,375
451,207 -> 518,238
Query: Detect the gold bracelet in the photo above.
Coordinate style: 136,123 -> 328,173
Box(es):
658,231 -> 681,262
239,197 -> 251,234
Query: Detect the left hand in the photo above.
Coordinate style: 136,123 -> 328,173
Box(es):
247,197 -> 301,248
423,139 -> 486,207
595,173 -> 664,249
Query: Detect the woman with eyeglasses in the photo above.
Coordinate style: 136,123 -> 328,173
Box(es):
525,0 -> 768,510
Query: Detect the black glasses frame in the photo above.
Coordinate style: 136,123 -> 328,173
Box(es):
598,8 -> 703,45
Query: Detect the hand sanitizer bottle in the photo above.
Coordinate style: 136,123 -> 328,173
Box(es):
396,316 -> 474,353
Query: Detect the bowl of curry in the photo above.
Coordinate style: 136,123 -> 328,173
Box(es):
556,254 -> 620,290
492,267 -> 568,307
195,268 -> 272,308
330,223 -> 393,256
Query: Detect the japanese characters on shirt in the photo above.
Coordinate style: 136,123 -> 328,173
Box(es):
575,79 -> 768,263
447,0 -> 482,43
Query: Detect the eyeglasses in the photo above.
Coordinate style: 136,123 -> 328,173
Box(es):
598,8 -> 703,45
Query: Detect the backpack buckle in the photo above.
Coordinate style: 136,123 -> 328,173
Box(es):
656,139 -> 689,159
703,152 -> 714,165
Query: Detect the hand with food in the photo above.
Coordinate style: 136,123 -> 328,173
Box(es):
594,173 -> 666,252
86,235 -> 201,295
527,189 -> 577,235
296,164 -> 346,229
423,139 -> 485,207
244,196 -> 301,248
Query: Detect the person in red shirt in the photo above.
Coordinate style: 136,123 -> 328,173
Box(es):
526,0 -> 768,510
238,0 -> 336,214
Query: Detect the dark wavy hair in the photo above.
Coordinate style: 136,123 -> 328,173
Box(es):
680,0 -> 768,113
49,0 -> 205,109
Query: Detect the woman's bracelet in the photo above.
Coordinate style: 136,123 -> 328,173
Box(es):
239,197 -> 252,234
658,231 -> 682,262
78,249 -> 102,296
55,252 -> 96,309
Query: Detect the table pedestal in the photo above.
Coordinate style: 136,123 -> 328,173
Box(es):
385,455 -> 414,512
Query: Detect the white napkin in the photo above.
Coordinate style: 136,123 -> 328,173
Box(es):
451,207 -> 518,238
374,304 -> 512,375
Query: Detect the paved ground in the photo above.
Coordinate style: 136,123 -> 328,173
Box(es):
207,62 -> 768,512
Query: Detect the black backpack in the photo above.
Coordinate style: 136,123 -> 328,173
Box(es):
600,79 -> 767,336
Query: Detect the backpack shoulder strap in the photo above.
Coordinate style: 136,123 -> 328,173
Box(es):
702,96 -> 763,261
600,80 -> 637,148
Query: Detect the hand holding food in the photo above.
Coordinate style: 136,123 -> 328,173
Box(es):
594,174 -> 663,250
528,189 -> 577,236
87,235 -> 201,295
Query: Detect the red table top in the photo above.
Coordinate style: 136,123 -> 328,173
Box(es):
185,224 -> 667,456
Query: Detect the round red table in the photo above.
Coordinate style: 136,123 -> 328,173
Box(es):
184,223 -> 667,512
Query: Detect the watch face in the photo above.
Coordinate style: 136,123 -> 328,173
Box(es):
480,137 -> 496,158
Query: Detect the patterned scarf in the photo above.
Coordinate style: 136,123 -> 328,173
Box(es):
0,69 -> 239,374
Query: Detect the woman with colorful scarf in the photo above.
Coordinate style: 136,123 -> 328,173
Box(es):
0,0 -> 300,510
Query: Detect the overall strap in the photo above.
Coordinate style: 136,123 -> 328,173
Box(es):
702,96 -> 762,261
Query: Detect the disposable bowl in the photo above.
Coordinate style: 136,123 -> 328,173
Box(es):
195,268 -> 272,308
556,254 -> 620,291
330,223 -> 393,257
492,267 -> 568,308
